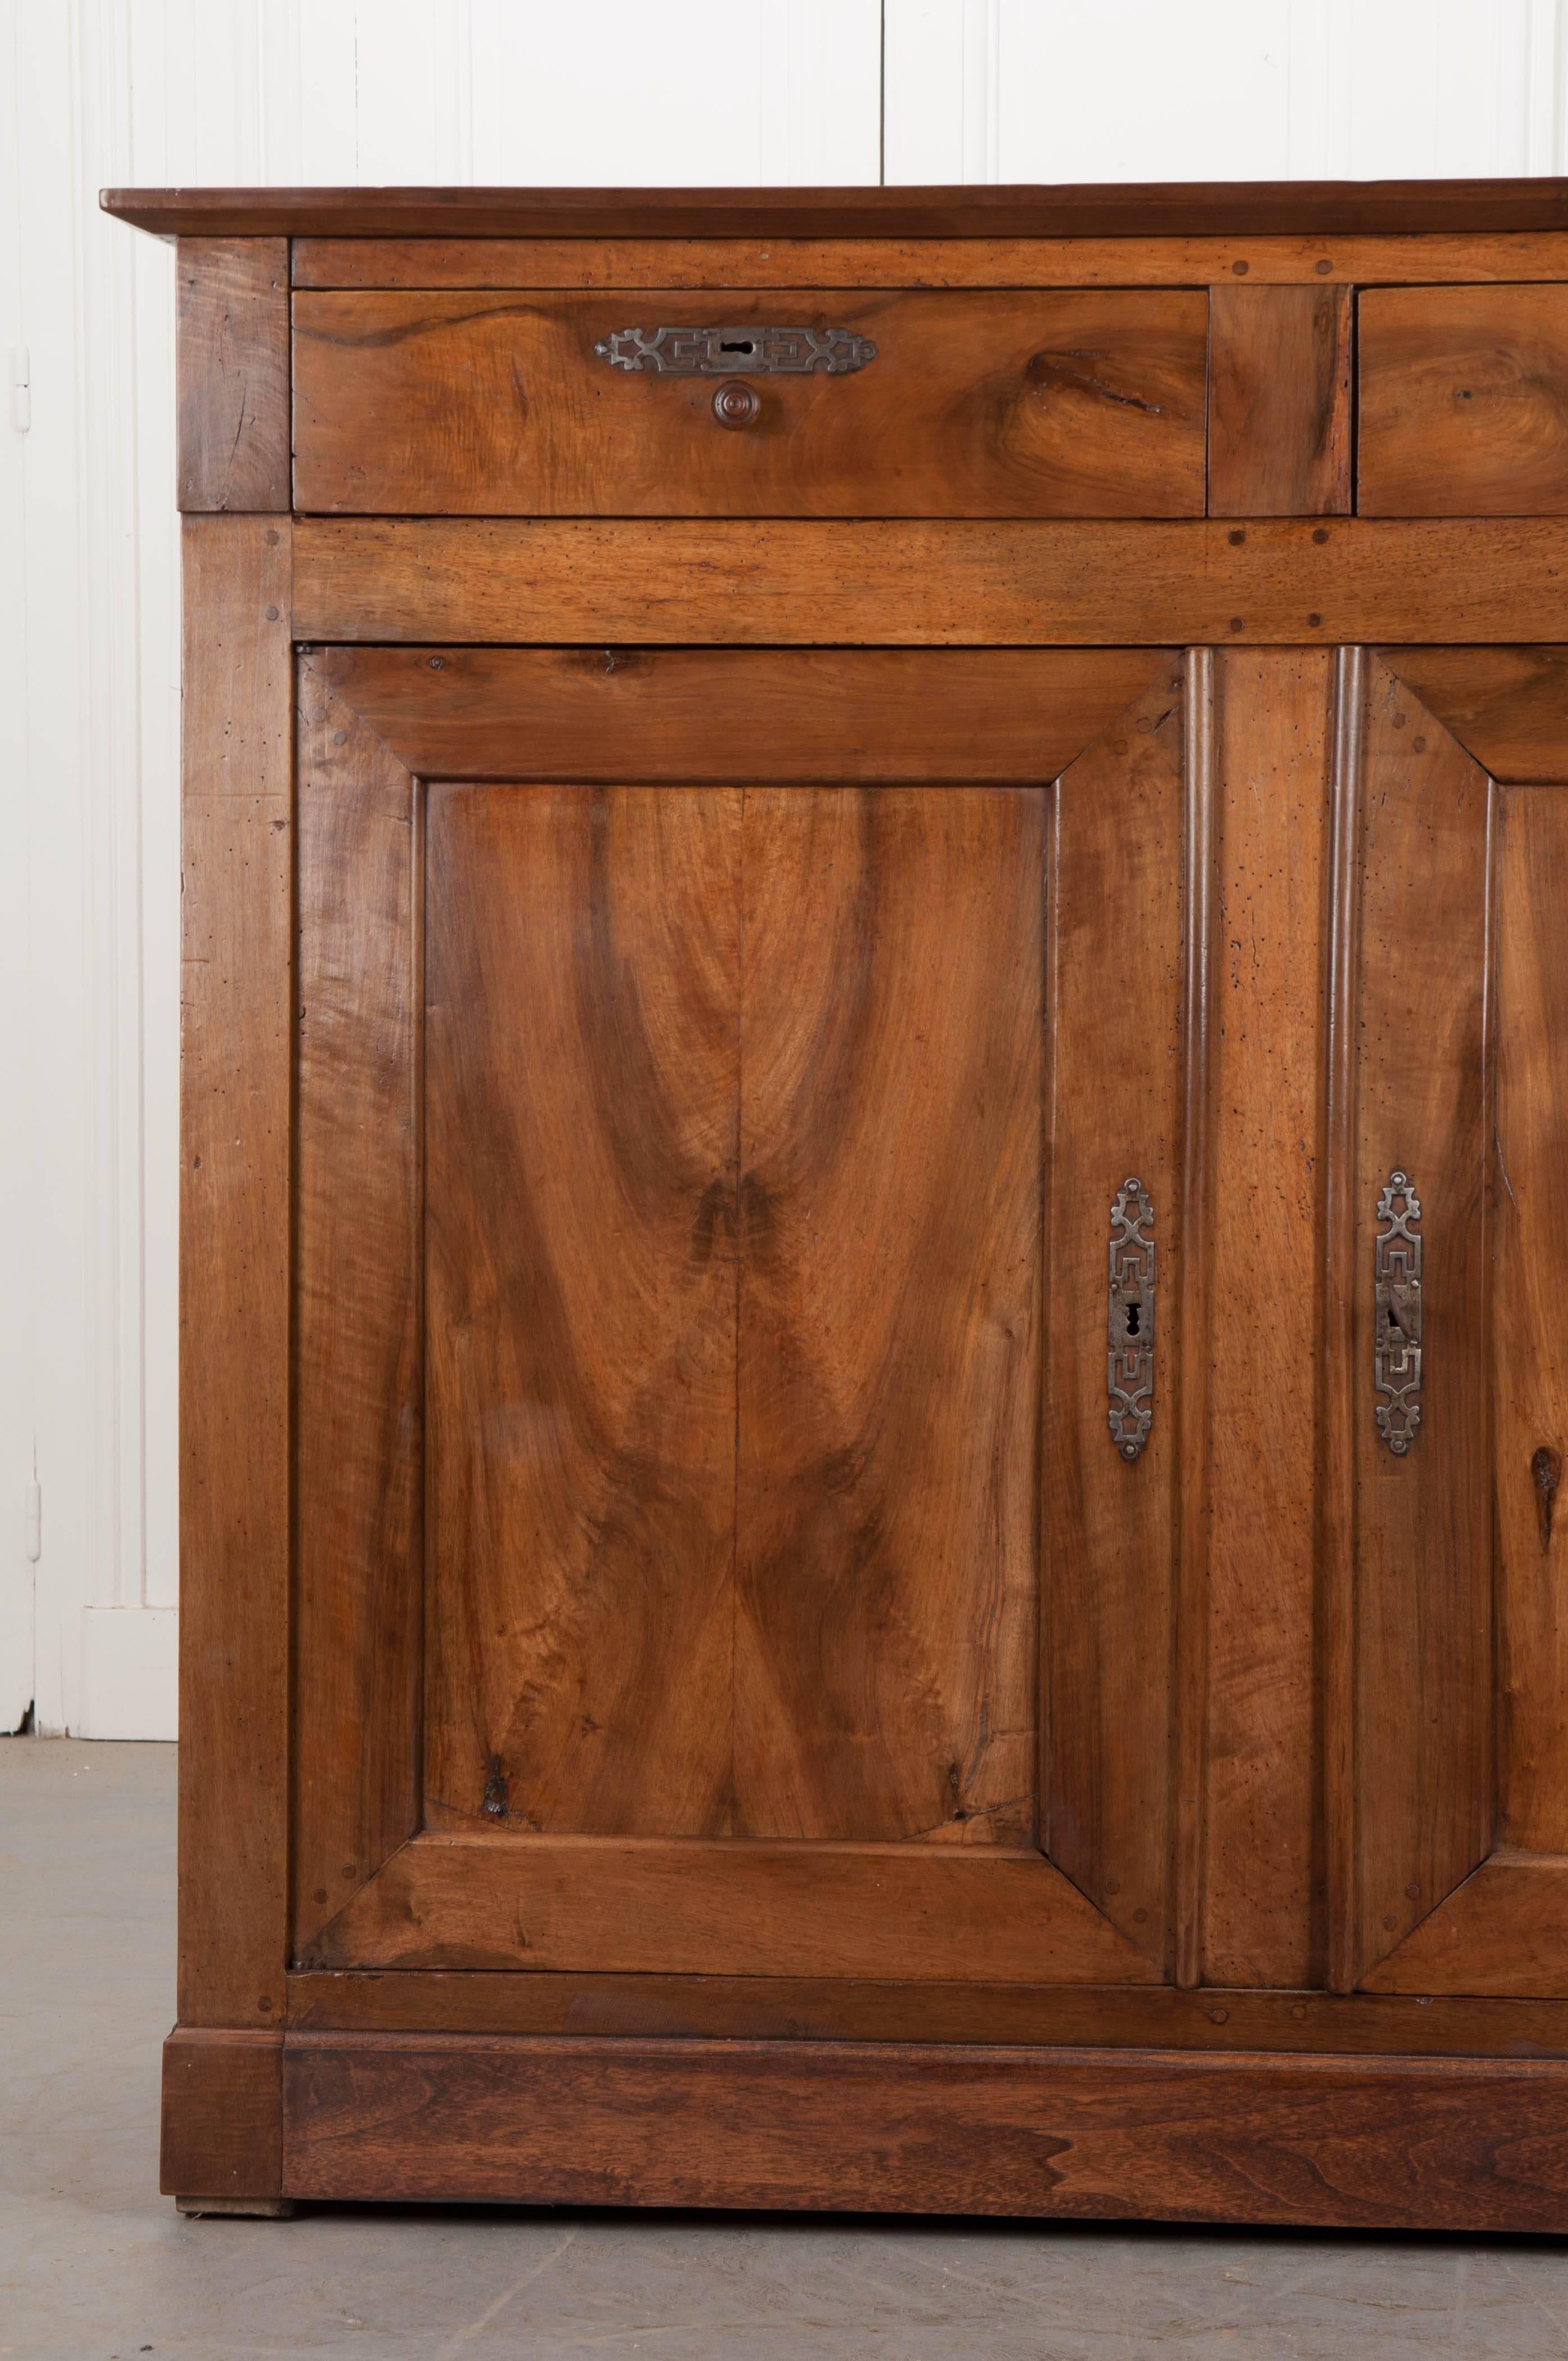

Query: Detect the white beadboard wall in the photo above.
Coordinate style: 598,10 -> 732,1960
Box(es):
2,0 -> 1566,1739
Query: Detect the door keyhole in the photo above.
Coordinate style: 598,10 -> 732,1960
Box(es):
1125,1302 -> 1141,1339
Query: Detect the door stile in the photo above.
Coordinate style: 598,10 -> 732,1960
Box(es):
1350,655 -> 1494,1981
412,771 -> 430,1851
1041,666 -> 1186,1970
291,671 -> 424,1956
1323,645 -> 1367,1993
1173,647 -> 1218,1990
1482,774 -> 1502,1863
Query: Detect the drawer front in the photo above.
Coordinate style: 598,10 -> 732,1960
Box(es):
1360,284 -> 1568,514
291,287 -> 1207,518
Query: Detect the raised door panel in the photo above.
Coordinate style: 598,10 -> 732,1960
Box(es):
731,787 -> 1042,1844
1493,787 -> 1568,1862
422,786 -> 741,1837
422,782 -> 1042,1848
1348,659 -> 1493,1981
290,288 -> 1208,518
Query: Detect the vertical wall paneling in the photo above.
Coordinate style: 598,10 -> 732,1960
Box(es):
887,1 -> 1565,184
0,4 -> 37,1730
883,0 -> 1001,184
78,0 -> 171,1735
10,0 -> 100,1738
469,1 -> 879,189
760,0 -> 884,185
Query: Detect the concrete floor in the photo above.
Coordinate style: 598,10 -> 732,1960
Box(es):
6,1745 -> 1568,2361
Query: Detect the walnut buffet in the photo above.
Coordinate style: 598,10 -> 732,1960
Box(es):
106,180 -> 1568,2229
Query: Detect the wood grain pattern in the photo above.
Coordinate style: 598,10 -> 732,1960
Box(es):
1380,647 -> 1568,781
1173,649 -> 1218,1991
307,646 -> 1173,784
291,517 -> 1568,647
422,786 -> 740,1836
1044,670 -> 1184,1964
1361,285 -> 1568,516
291,672 -> 422,1957
285,1970 -> 1568,2057
733,788 -> 1042,1844
175,239 -> 289,511
282,2032 -> 1568,2229
1495,786 -> 1568,1853
1323,648 -> 1367,1995
291,288 -> 1207,519
1201,653 -> 1332,1990
1207,285 -> 1351,517
177,517 -> 291,2030
290,232 -> 1568,291
161,2028 -> 284,2200
1352,658 -> 1494,1982
101,179 -> 1568,239
304,1833 -> 1160,1984
1363,1854 -> 1568,1995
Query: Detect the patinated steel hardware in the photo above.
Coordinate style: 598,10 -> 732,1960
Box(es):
593,325 -> 878,375
1107,1178 -> 1155,1463
1374,1168 -> 1423,1455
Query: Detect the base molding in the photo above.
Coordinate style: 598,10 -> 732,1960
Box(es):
279,2031 -> 1568,2230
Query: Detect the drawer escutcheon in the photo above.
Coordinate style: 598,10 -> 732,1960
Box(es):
593,324 -> 878,376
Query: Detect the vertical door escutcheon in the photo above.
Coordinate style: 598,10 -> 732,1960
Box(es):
1108,1178 -> 1155,1462
1375,1168 -> 1424,1454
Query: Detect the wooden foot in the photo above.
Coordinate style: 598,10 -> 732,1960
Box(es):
176,2193 -> 297,2218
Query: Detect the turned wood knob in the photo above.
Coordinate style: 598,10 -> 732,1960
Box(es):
712,379 -> 761,429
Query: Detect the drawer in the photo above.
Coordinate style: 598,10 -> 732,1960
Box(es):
291,287 -> 1207,518
1360,284 -> 1568,514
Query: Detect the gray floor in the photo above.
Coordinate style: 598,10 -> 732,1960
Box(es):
6,1746 -> 1568,2361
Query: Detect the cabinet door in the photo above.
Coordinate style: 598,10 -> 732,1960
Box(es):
1337,651 -> 1568,1995
288,647 -> 1196,2010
